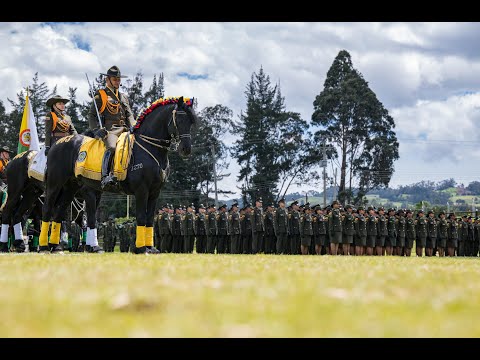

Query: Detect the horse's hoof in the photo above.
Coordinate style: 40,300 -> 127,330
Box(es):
134,246 -> 147,254
146,246 -> 161,254
0,242 -> 9,253
87,245 -> 104,253
50,244 -> 64,254
13,240 -> 26,253
38,246 -> 50,254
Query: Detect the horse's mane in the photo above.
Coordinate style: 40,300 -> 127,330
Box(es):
133,96 -> 194,130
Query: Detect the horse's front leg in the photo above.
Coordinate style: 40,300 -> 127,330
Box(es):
133,190 -> 148,254
145,190 -> 161,254
80,188 -> 104,253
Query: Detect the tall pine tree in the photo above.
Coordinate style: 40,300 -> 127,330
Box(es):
312,50 -> 399,205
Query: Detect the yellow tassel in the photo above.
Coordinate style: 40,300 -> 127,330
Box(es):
145,227 -> 154,247
136,225 -> 146,248
39,221 -> 50,247
49,222 -> 62,245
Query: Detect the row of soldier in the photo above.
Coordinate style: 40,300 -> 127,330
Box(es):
146,198 -> 477,257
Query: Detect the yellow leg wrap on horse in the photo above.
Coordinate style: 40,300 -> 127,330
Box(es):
39,221 -> 50,247
136,225 -> 146,248
49,222 -> 62,245
145,227 -> 154,247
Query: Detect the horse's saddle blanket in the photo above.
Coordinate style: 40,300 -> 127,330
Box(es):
26,146 -> 45,182
74,132 -> 135,182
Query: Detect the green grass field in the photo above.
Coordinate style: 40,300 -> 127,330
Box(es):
1,252 -> 480,338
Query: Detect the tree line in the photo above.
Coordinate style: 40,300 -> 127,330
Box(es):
0,50 -> 400,216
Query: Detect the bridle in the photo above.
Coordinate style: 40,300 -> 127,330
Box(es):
134,103 -> 192,167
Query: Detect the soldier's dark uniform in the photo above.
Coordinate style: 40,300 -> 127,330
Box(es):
396,210 -> 406,255
467,217 -> 476,256
68,221 -> 83,253
128,219 -> 137,252
118,221 -> 128,252
154,211 -> 161,250
300,206 -> 313,255
229,203 -> 242,254
206,205 -> 217,254
45,95 -> 77,152
447,214 -> 458,256
458,216 -> 468,257
216,204 -> 229,254
415,211 -> 427,256
183,206 -> 196,253
313,206 -> 327,255
252,199 -> 265,254
386,209 -> 397,253
426,211 -> 437,255
158,206 -> 173,253
354,207 -> 368,249
376,208 -> 388,254
263,205 -> 276,254
103,217 -> 117,252
366,208 -> 378,250
342,205 -> 355,247
328,205 -> 343,244
437,212 -> 448,255
474,218 -> 480,257
289,202 -> 301,255
88,66 -> 135,188
242,206 -> 254,254
172,209 -> 184,253
195,205 -> 208,254
405,211 -> 416,251
274,199 -> 289,254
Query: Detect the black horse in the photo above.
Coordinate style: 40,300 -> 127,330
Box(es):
0,152 -> 88,253
40,96 -> 196,254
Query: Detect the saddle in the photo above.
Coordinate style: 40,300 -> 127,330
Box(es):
74,131 -> 135,182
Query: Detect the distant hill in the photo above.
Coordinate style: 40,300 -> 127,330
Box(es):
218,180 -> 480,211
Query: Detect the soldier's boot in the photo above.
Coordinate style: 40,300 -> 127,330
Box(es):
13,239 -> 26,253
146,246 -> 161,254
0,242 -> 9,253
100,149 -> 117,189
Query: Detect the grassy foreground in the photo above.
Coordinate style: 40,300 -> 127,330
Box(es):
1,252 -> 480,337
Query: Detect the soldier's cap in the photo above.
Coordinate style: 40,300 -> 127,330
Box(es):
417,209 -> 424,213
108,215 -> 115,220
100,65 -> 128,78
291,200 -> 299,206
397,209 -> 405,214
357,206 -> 365,211
345,204 -> 352,210
278,198 -> 286,204
208,204 -> 216,209
388,208 -> 396,213
462,214 -> 468,218
46,95 -> 70,108
438,211 -> 445,217
468,216 -> 473,220
162,204 -> 169,209
448,212 -> 456,218
230,202 -> 239,210
198,204 -> 205,209
377,206 -> 385,211
187,203 -> 194,209
304,204 -> 311,210
256,197 -> 263,203
218,204 -> 227,210
331,200 -> 340,206
0,145 -> 12,153
367,206 -> 375,211
427,210 -> 434,215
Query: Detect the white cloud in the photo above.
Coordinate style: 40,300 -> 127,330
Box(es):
1,22 -> 480,198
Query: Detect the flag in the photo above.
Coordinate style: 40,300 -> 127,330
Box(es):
17,89 -> 40,154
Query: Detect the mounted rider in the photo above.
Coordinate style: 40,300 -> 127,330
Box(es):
44,95 -> 77,156
88,65 -> 135,188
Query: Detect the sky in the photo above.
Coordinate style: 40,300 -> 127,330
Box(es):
1,22 -> 480,201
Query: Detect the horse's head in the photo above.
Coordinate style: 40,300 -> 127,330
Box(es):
168,96 -> 197,157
